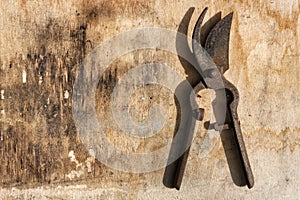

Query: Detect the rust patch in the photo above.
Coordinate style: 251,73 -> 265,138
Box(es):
265,11 -> 299,32
247,127 -> 300,153
18,0 -> 27,12
239,1 -> 300,32
230,13 -> 250,83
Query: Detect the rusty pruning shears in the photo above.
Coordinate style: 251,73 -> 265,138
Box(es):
163,7 -> 254,190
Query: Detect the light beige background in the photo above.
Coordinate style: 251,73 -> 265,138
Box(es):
0,0 -> 299,199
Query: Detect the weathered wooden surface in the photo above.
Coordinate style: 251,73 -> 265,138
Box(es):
0,0 -> 300,199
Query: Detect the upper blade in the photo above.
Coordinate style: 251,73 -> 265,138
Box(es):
205,12 -> 233,74
192,8 -> 224,90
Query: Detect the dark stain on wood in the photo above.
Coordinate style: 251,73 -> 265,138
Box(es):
0,8 -> 103,187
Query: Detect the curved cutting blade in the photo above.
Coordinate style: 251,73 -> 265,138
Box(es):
205,12 -> 233,74
192,8 -> 224,90
201,12 -> 221,47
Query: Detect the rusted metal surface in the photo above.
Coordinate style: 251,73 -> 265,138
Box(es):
203,9 -> 254,189
164,7 -> 254,190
